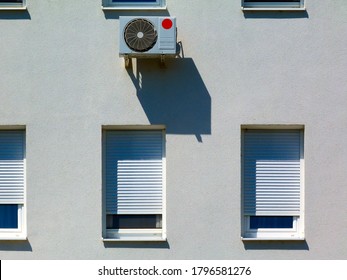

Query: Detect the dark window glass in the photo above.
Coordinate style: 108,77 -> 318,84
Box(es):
112,0 -> 156,3
245,0 -> 298,2
250,216 -> 293,229
0,1 -> 23,3
107,214 -> 162,229
0,205 -> 18,229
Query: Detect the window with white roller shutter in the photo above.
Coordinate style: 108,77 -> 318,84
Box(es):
241,128 -> 304,240
103,128 -> 166,241
0,130 -> 26,240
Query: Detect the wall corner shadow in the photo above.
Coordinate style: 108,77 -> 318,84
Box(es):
127,58 -> 211,142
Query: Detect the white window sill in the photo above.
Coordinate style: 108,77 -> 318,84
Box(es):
0,235 -> 27,241
242,7 -> 306,11
102,6 -> 167,11
242,237 -> 305,241
0,6 -> 27,10
105,228 -> 165,241
102,237 -> 167,242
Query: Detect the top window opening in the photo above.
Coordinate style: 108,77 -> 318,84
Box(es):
0,0 -> 26,9
0,1 -> 24,4
242,0 -> 305,10
102,0 -> 166,9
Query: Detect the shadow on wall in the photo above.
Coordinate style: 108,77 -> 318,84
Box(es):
0,10 -> 31,20
126,58 -> 211,142
243,240 -> 309,250
103,10 -> 170,19
0,240 -> 33,252
243,10 -> 309,19
104,241 -> 170,250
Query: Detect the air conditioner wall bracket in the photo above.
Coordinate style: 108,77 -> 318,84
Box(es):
124,55 -> 130,68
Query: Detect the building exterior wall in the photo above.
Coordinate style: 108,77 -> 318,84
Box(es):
0,0 -> 346,259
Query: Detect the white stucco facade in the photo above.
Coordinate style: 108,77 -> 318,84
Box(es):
0,0 -> 347,259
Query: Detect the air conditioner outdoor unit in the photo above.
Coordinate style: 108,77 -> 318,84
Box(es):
119,16 -> 177,61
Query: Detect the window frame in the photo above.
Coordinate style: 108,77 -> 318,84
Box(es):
102,125 -> 167,242
0,0 -> 26,10
241,126 -> 305,241
241,0 -> 305,11
243,216 -> 303,240
0,128 -> 26,240
102,0 -> 166,10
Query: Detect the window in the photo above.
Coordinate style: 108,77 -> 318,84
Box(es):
103,127 -> 166,241
241,128 -> 304,240
0,130 -> 26,240
102,0 -> 166,10
0,0 -> 26,9
242,0 -> 305,10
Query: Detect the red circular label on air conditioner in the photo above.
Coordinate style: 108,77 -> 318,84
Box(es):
162,18 -> 173,29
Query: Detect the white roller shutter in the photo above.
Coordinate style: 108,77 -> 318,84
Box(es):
0,131 -> 25,204
243,130 -> 302,216
105,130 -> 164,215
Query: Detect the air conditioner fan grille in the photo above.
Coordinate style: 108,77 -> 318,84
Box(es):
124,19 -> 158,52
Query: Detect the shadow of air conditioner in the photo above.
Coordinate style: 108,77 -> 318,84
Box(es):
126,57 -> 211,142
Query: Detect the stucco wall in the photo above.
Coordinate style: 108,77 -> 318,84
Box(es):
0,0 -> 347,259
